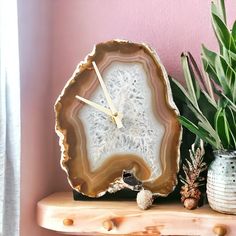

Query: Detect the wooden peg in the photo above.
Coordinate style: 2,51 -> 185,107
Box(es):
63,218 -> 74,226
213,225 -> 227,236
103,219 -> 114,231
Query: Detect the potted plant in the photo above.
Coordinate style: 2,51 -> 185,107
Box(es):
170,0 -> 236,214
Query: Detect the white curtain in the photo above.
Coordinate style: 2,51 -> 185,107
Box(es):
0,0 -> 20,235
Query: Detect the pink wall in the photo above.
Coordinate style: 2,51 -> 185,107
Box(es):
19,0 -> 236,236
18,0 -> 62,236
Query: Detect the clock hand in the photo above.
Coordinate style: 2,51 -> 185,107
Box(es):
92,61 -> 117,114
75,95 -> 113,117
76,95 -> 123,128
92,61 -> 123,128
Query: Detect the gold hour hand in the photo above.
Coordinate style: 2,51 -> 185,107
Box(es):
75,95 -> 113,117
112,113 -> 123,129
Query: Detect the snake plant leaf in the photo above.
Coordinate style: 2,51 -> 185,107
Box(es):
211,2 -> 224,54
202,54 -> 221,86
222,47 -> 230,64
178,116 -> 217,148
226,107 -> 236,134
228,128 -> 236,149
187,52 -> 210,93
214,107 -> 231,149
233,80 -> 236,103
201,90 -> 217,108
169,76 -> 216,122
202,45 -> 217,68
198,121 -> 221,149
228,49 -> 236,72
174,0 -> 236,150
202,44 -> 236,94
187,102 -> 221,146
218,55 -> 236,85
169,76 -> 193,105
198,90 -> 217,125
211,0 -> 227,55
198,125 -> 221,149
229,50 -> 236,61
219,92 -> 236,112
215,55 -> 233,100
170,77 -> 213,125
211,0 -> 226,24
179,116 -> 220,149
212,13 -> 236,53
226,107 -> 236,148
232,21 -> 236,42
188,103 -> 222,148
217,55 -> 236,101
181,53 -> 200,107
187,103 -> 208,123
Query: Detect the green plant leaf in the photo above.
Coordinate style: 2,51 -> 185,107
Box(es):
226,107 -> 236,149
201,90 -> 217,108
181,53 -> 200,106
169,76 -> 193,104
202,45 -> 217,67
229,50 -> 236,60
198,121 -> 222,148
198,90 -> 217,125
212,13 -> 236,53
232,20 -> 236,42
178,116 -> 218,148
217,55 -> 236,101
202,55 -> 221,86
187,102 -> 222,148
226,107 -> 236,133
222,47 -> 230,63
211,0 -> 226,24
202,43 -> 236,91
233,78 -> 236,103
219,55 -> 236,84
219,92 -> 236,112
179,116 -> 221,149
214,107 -> 231,149
170,77 -> 211,128
187,51 -> 210,93
215,55 -> 233,99
169,76 -> 214,122
228,128 -> 236,149
227,48 -> 236,70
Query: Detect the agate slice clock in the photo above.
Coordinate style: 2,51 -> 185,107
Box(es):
55,40 -> 182,197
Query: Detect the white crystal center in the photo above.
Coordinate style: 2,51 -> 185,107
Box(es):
79,62 -> 165,180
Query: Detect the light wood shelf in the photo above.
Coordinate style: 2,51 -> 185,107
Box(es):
37,192 -> 236,235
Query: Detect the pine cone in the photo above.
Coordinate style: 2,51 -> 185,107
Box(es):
180,140 -> 207,210
180,185 -> 201,202
183,198 -> 198,210
180,184 -> 201,209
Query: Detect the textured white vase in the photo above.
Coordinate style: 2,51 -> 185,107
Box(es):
207,150 -> 236,214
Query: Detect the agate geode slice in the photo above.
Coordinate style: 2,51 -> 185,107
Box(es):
55,40 -> 182,197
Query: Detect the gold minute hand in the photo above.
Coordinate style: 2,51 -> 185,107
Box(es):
92,61 -> 117,114
75,95 -> 113,117
92,61 -> 123,128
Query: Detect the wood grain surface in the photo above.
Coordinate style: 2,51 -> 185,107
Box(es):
37,192 -> 235,235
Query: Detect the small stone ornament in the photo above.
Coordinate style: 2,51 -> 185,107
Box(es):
136,189 -> 154,210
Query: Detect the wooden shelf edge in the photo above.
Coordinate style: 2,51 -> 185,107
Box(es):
36,192 -> 235,235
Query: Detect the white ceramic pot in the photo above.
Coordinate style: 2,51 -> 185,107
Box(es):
207,150 -> 236,214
